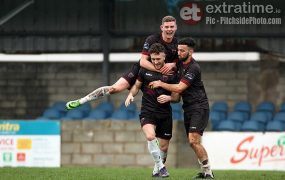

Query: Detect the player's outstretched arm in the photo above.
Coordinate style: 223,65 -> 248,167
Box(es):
66,86 -> 111,110
125,80 -> 142,107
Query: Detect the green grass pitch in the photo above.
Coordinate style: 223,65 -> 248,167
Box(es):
0,167 -> 284,180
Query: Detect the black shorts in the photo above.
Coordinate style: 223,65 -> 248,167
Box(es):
184,109 -> 209,136
122,62 -> 140,88
139,112 -> 173,140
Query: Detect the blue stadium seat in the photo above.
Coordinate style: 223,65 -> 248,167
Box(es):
234,101 -> 252,112
52,101 -> 67,112
250,112 -> 270,125
111,109 -> 129,120
209,111 -> 224,130
226,112 -> 246,130
241,121 -> 263,132
212,101 -> 228,112
216,120 -> 239,131
279,102 -> 285,112
119,102 -> 137,119
266,121 -> 285,132
36,116 -> 51,120
120,102 -> 137,112
233,101 -> 251,119
255,101 -> 275,121
85,109 -> 108,120
76,103 -> 92,116
95,101 -> 114,114
211,101 -> 228,119
42,109 -> 63,119
128,111 -> 140,121
273,112 -> 285,123
256,101 -> 275,112
228,112 -> 246,123
63,109 -> 85,120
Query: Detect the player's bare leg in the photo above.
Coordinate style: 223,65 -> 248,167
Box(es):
108,77 -> 130,94
66,78 -> 130,110
189,132 -> 214,179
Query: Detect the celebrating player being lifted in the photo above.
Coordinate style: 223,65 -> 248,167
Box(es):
125,43 -> 179,178
149,38 -> 214,179
66,15 -> 178,109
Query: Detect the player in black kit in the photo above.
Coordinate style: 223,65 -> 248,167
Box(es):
149,38 -> 214,179
125,43 -> 179,178
66,16 -> 178,110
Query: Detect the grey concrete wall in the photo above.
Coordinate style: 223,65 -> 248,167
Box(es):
61,120 -> 186,167
0,54 -> 285,119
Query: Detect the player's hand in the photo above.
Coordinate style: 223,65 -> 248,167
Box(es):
160,63 -> 176,75
157,95 -> 171,104
149,80 -> 162,89
125,94 -> 134,107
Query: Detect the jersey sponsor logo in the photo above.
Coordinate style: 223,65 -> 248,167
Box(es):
145,73 -> 153,77
185,73 -> 194,80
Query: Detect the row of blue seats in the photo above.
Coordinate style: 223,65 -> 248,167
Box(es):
215,119 -> 285,132
37,101 -> 184,121
38,101 -> 138,120
210,101 -> 285,131
211,101 -> 285,117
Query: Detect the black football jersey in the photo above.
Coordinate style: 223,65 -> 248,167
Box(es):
137,68 -> 178,114
142,33 -> 178,63
176,59 -> 209,111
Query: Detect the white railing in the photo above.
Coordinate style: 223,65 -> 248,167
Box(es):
0,52 -> 260,62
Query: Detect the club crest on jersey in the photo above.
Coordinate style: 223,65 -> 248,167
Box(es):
143,42 -> 149,50
162,75 -> 168,81
128,72 -> 134,78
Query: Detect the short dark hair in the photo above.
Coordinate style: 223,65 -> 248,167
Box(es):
162,15 -> 176,24
148,43 -> 165,54
178,37 -> 196,49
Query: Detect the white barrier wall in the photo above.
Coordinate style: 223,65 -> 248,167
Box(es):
202,132 -> 285,171
0,121 -> 60,167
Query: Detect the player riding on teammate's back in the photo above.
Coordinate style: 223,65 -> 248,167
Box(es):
66,15 -> 178,109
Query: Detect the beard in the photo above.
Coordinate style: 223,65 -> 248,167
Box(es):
179,53 -> 189,62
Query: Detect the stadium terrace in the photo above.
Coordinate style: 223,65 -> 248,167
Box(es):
206,2 -> 274,14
